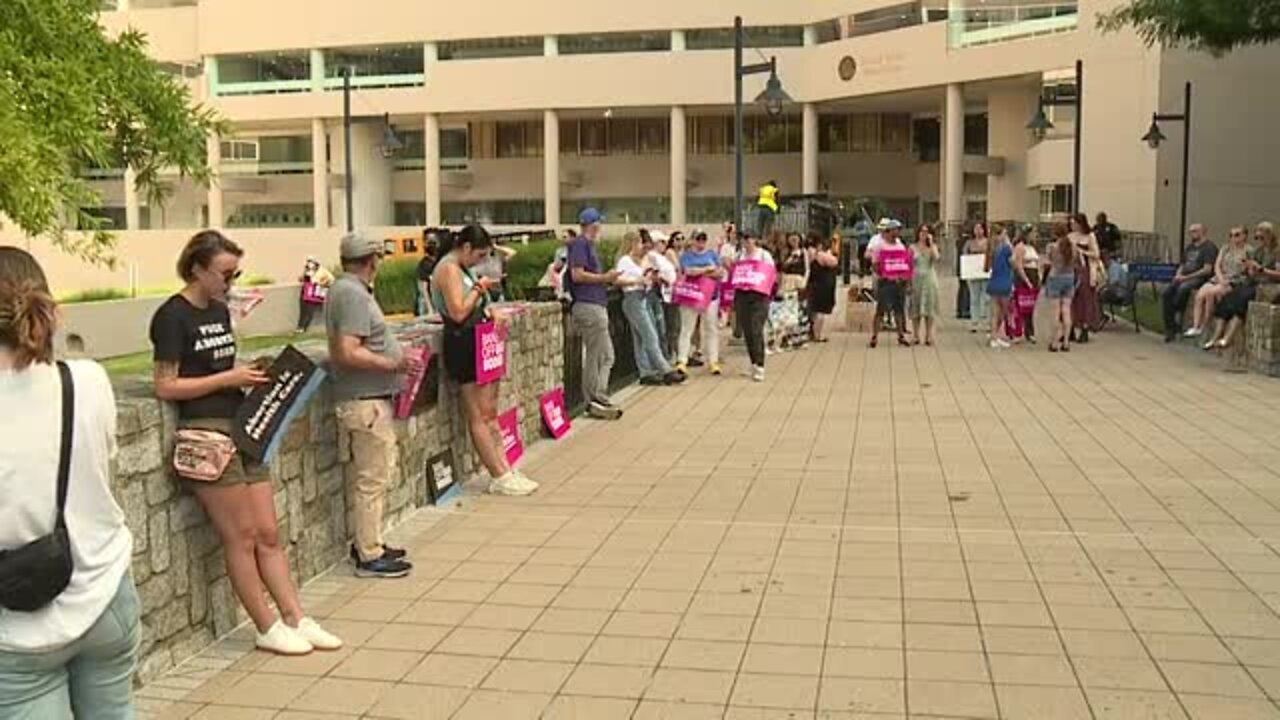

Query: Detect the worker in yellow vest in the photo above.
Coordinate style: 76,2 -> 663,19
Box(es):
755,180 -> 779,237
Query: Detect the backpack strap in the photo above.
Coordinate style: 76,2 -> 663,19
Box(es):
55,362 -> 75,526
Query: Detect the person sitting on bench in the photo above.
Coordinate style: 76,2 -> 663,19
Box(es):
1161,223 -> 1216,342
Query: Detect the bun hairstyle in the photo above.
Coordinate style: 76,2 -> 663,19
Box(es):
0,247 -> 58,370
177,229 -> 243,282
439,224 -> 494,255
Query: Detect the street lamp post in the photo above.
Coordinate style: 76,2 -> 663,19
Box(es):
1142,81 -> 1193,258
733,15 -> 791,235
1026,59 -> 1083,214
341,66 -> 404,232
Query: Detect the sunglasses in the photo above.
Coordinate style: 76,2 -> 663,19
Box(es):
220,269 -> 243,284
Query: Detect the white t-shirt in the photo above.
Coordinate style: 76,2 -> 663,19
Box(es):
616,254 -> 649,293
867,233 -> 886,259
0,360 -> 132,651
737,247 -> 776,266
648,251 -> 678,303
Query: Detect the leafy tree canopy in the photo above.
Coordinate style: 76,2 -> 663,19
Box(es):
1099,0 -> 1280,55
0,0 -> 222,265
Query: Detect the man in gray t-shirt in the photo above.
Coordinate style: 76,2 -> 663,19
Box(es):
325,231 -> 419,579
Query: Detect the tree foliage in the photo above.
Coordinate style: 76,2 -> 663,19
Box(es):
1099,0 -> 1280,55
0,0 -> 223,265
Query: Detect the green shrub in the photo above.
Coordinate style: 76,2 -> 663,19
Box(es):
503,236 -> 621,299
59,288 -> 132,304
373,258 -> 419,315
241,274 -> 275,287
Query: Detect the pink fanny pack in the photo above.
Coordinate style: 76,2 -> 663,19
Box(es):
173,429 -> 236,482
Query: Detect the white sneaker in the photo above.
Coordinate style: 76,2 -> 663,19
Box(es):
295,617 -> 343,651
512,469 -> 540,492
489,472 -> 535,496
256,620 -> 313,656
752,366 -> 766,382
1184,327 -> 1202,337
990,338 -> 1011,349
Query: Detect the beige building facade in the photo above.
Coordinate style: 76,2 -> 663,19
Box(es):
8,0 -> 1280,288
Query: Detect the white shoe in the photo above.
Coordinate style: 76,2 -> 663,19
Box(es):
990,338 -> 1011,349
1184,327 -> 1201,337
295,617 -> 343,651
752,366 -> 766,382
512,469 -> 540,492
489,472 -> 535,496
256,620 -> 313,656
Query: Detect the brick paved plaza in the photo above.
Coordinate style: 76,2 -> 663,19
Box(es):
137,309 -> 1280,720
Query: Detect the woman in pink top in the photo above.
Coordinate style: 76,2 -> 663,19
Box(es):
869,225 -> 911,348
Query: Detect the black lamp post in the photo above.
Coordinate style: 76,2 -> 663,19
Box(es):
1026,59 -> 1083,215
733,15 -> 791,235
342,67 -> 404,232
1142,81 -> 1193,258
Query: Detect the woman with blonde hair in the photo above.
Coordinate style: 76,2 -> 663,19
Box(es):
1203,222 -> 1279,349
1187,226 -> 1251,341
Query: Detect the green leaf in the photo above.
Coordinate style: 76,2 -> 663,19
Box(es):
1098,0 -> 1280,55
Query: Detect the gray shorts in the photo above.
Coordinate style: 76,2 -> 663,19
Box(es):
1044,274 -> 1076,300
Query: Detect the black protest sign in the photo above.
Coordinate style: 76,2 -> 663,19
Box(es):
232,345 -> 326,463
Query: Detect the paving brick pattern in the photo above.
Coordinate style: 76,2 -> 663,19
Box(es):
138,317 -> 1280,719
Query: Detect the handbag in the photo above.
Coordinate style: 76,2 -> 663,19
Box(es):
0,362 -> 76,612
173,429 -> 236,482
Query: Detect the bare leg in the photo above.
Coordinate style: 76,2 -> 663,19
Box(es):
244,482 -> 304,626
925,317 -> 935,344
461,382 -> 510,478
192,483 -> 277,633
1060,300 -> 1073,344
1221,316 -> 1243,346
911,315 -> 922,341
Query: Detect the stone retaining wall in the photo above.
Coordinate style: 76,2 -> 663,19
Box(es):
109,303 -> 565,684
1247,301 -> 1280,377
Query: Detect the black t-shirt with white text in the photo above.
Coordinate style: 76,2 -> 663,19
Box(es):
149,295 -> 243,419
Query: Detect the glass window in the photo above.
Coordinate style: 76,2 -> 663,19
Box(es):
559,119 -> 579,155
819,114 -> 849,153
559,197 -> 670,224
441,128 -> 468,159
495,120 -> 543,158
226,203 -> 314,228
395,202 -> 427,226
1039,185 -> 1073,217
814,20 -> 843,44
218,52 -> 309,84
559,32 -> 671,55
438,36 -> 543,61
609,118 -> 638,155
219,140 -> 258,161
79,206 -> 127,230
324,45 -> 423,79
784,114 -> 802,153
638,118 -> 667,155
913,118 -> 941,162
686,26 -> 805,49
964,113 -> 989,155
851,114 -> 880,152
579,119 -> 607,156
880,114 -> 911,152
755,115 -> 789,154
849,3 -> 922,38
257,135 -> 312,164
443,200 -> 544,225
398,130 -> 425,160
691,116 -> 729,155
689,197 -> 735,224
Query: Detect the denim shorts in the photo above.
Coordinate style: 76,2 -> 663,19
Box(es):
1044,274 -> 1076,299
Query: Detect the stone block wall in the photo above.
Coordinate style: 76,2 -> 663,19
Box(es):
109,303 -> 566,684
1247,301 -> 1280,377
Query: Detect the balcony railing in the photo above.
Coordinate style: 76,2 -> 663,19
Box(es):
322,73 -> 425,91
220,160 -> 314,176
213,78 -> 312,97
950,3 -> 1078,48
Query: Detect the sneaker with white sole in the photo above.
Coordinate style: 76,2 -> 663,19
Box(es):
489,472 -> 535,496
587,401 -> 623,420
256,620 -> 313,656
296,617 -> 343,651
511,469 -> 540,492
752,366 -> 766,382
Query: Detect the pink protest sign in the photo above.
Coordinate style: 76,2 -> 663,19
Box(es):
497,408 -> 523,465
474,321 -> 508,385
730,260 -> 778,295
672,276 -> 717,311
539,388 -> 571,440
393,345 -> 433,419
301,282 -> 328,304
876,246 -> 913,281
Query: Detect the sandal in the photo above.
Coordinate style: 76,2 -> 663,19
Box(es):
897,336 -> 911,347
1049,343 -> 1059,353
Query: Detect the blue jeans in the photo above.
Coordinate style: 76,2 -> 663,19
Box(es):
622,291 -> 671,379
644,291 -> 668,359
0,575 -> 140,720
967,279 -> 990,323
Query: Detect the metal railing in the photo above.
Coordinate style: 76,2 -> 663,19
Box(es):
560,291 -> 639,415
950,2 -> 1078,48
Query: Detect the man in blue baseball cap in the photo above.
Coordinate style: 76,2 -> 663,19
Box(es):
566,208 -> 623,420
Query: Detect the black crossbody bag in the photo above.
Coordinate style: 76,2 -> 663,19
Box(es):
0,362 -> 76,612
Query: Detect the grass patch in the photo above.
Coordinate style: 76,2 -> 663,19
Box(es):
101,331 -> 324,379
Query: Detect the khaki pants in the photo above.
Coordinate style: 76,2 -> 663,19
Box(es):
337,398 -> 397,563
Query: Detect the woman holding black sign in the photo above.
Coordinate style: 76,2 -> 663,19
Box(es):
149,230 -> 341,657
432,224 -> 538,497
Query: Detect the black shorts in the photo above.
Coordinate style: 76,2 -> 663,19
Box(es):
443,322 -> 479,384
876,279 -> 906,314
1215,284 -> 1257,320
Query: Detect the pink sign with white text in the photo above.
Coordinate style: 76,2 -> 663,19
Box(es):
672,276 -> 717,311
393,345 -> 433,419
876,246 -> 912,280
497,408 -> 523,465
474,321 -> 507,385
539,388 -> 571,440
730,260 -> 777,295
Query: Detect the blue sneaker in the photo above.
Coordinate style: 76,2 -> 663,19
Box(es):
355,556 -> 412,579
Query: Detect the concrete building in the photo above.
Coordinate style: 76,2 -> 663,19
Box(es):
11,0 -> 1280,288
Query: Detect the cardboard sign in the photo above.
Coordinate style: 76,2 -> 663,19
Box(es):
301,282 -> 328,304
474,321 -> 508,385
539,388 -> 571,440
876,246 -> 913,281
424,449 -> 459,505
394,345 -> 434,419
1015,285 -> 1039,314
960,254 -> 990,281
232,346 -> 326,463
730,260 -> 777,295
497,408 -> 523,465
672,276 -> 717,311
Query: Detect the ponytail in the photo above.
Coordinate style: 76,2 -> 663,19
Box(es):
438,224 -> 494,255
0,248 -> 57,370
1053,222 -> 1075,268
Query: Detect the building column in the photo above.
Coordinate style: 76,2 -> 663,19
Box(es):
206,133 -> 223,228
803,24 -> 818,47
424,113 -> 441,226
544,35 -> 559,57
944,83 -> 965,225
671,30 -> 686,52
203,56 -> 218,101
423,41 -> 438,68
543,110 -> 560,226
311,118 -> 329,228
670,105 -> 687,225
124,166 -> 141,230
802,103 -> 819,195
309,48 -> 325,92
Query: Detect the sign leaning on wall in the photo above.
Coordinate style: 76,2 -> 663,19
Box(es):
425,449 -> 460,505
231,345 -> 326,463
